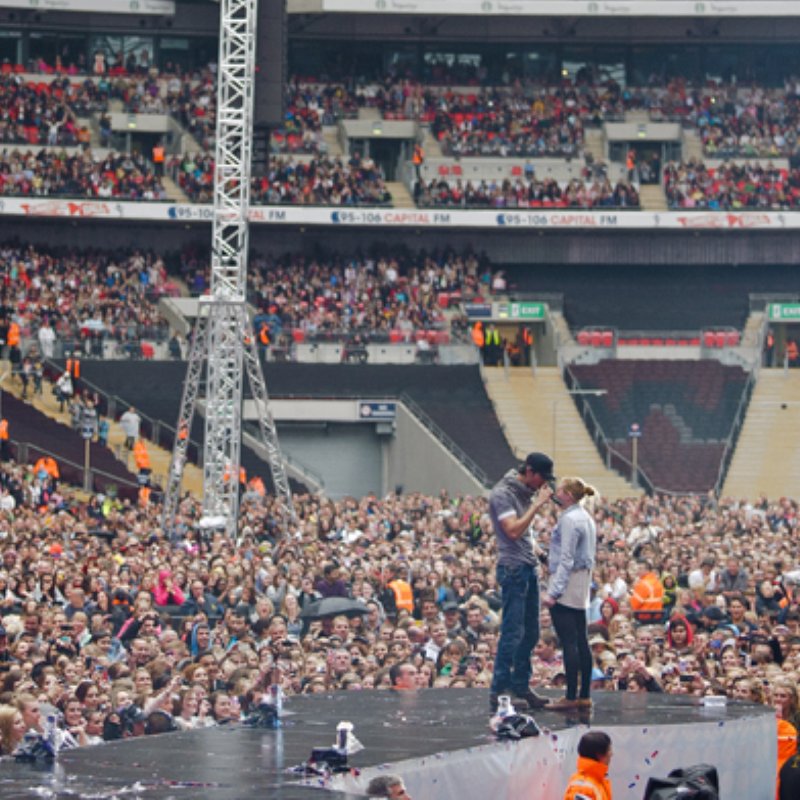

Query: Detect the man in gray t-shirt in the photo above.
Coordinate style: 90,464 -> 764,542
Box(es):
489,452 -> 555,712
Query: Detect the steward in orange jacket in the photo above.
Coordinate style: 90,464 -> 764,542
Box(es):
563,731 -> 613,800
630,566 -> 665,623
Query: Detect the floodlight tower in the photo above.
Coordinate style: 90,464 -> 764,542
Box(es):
162,0 -> 294,536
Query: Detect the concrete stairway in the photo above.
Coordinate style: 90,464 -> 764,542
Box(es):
421,127 -> 444,159
682,129 -> 704,163
584,128 -> 605,164
722,370 -> 800,499
162,175 -> 188,202
0,369 -> 204,498
639,184 -> 668,211
387,181 -> 414,208
483,366 -> 640,500
625,110 -> 651,124
323,125 -> 343,157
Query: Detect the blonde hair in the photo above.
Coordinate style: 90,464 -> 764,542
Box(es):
560,477 -> 599,508
0,704 -> 23,755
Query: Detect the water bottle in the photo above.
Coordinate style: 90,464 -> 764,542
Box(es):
336,720 -> 353,752
490,695 -> 514,732
43,713 -> 58,756
268,683 -> 283,718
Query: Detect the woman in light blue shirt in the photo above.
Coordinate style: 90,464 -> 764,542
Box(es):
542,477 -> 598,711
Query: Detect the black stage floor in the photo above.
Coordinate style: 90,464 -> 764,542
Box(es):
0,689 -> 770,800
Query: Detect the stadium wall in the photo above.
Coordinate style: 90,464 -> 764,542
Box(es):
15,218 -> 800,266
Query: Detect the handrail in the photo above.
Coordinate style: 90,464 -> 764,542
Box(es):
564,366 -> 658,494
398,391 -> 491,488
12,439 -> 141,490
43,358 -> 204,462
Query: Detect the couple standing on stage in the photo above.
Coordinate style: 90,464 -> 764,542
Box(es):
489,452 -> 597,713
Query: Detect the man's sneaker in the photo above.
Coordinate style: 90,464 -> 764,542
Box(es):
517,689 -> 550,710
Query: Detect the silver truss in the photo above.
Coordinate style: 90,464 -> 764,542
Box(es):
162,0 -> 294,536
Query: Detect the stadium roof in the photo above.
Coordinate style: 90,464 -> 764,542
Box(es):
288,0 -> 800,16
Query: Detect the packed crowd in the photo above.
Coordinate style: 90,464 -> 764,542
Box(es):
249,154 -> 392,206
0,450 -> 797,756
0,76 -> 105,148
170,152 -> 392,205
115,69 -> 358,154
0,148 -> 168,200
417,175 -> 640,209
630,79 -> 800,159
663,159 -> 800,210
182,247 -> 488,345
0,243 -> 177,357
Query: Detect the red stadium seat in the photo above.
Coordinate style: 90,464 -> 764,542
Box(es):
141,343 -> 155,359
438,165 -> 450,176
452,164 -> 462,176
601,330 -> 614,348
291,329 -> 305,343
714,331 -> 726,348
577,330 -> 591,346
590,330 -> 603,347
389,329 -> 404,344
703,331 -> 716,348
725,331 -> 740,347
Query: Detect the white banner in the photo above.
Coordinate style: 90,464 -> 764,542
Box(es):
290,0 -> 800,17
0,197 -> 798,230
0,0 -> 174,13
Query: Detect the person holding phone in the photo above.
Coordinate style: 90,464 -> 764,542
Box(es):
542,477 -> 598,711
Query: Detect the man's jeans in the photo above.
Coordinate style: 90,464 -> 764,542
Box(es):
491,562 -> 540,695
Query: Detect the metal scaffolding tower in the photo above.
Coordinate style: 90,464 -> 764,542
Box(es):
162,0 -> 293,536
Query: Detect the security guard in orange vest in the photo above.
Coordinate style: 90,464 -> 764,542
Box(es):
386,564 -> 414,616
412,143 -> 424,181
0,418 -> 9,461
152,142 -> 165,177
138,485 -> 151,507
66,353 -> 81,380
7,321 -> 20,373
259,322 -> 270,348
471,321 -> 485,348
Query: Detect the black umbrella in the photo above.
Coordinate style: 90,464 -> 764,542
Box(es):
300,597 -> 369,620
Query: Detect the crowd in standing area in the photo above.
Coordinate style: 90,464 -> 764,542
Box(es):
0,441 -> 796,756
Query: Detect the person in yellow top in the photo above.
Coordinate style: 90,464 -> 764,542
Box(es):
563,731 -> 613,800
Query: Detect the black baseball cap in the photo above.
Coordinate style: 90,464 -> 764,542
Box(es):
519,452 -> 555,480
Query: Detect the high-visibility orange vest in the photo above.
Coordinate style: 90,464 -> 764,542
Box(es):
388,579 -> 414,613
33,456 -> 59,478
178,424 -> 188,441
630,572 -> 664,613
7,323 -> 19,347
133,440 -> 151,470
0,420 -> 8,441
248,476 -> 266,496
152,146 -> 165,163
788,341 -> 799,360
239,466 -> 247,485
471,322 -> 484,348
523,328 -> 533,346
138,485 -> 151,506
412,145 -> 424,165
66,357 -> 80,379
259,324 -> 270,346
